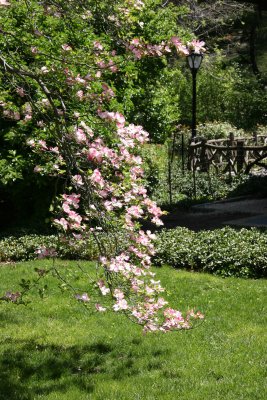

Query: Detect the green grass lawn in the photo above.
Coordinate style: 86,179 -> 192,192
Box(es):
0,260 -> 266,400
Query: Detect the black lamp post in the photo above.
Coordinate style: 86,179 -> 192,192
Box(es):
187,52 -> 203,139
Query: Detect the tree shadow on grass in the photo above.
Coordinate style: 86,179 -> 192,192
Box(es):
0,339 -> 114,400
0,336 -> 157,399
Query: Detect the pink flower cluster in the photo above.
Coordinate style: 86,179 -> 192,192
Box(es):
128,37 -> 206,60
35,247 -> 57,259
98,110 -> 125,128
188,39 -> 206,54
75,293 -> 90,302
127,38 -> 172,60
1,291 -> 21,302
54,193 -> 84,231
0,1 -> 11,6
0,1 -> 207,332
30,104 -> 204,333
24,30 -> 205,332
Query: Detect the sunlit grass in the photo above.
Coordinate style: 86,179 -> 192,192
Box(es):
0,260 -> 266,399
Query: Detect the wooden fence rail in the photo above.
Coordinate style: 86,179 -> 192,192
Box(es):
188,133 -> 267,175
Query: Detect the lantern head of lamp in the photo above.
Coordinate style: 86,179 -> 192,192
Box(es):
187,52 -> 203,72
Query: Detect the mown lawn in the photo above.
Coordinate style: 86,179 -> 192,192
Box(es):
0,260 -> 266,400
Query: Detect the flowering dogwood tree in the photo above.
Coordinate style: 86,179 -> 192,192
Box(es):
0,0 -> 204,332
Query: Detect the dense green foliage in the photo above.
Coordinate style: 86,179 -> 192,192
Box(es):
157,170 -> 249,204
0,0 -> 191,230
155,227 -> 267,278
196,121 -> 245,140
1,1 -> 267,232
1,227 -> 266,278
0,233 -> 127,262
0,0 -> 190,172
180,57 -> 267,130
0,260 -> 266,399
141,143 -> 261,206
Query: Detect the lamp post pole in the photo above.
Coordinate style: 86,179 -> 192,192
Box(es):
187,52 -> 203,140
191,68 -> 197,139
187,51 -> 203,199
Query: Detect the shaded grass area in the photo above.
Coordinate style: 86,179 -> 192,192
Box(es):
0,260 -> 266,400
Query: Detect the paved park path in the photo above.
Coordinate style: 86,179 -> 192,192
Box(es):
161,197 -> 267,231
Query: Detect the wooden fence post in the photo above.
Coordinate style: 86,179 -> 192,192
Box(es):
229,132 -> 235,142
187,137 -> 194,171
227,132 -> 234,178
181,132 -> 185,174
236,140 -> 245,173
199,138 -> 207,172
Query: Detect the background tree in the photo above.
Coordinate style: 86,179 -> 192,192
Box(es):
0,0 -> 192,231
1,0 -> 267,234
0,0 -> 205,332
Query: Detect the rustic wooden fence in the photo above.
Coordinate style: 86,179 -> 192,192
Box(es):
188,133 -> 267,175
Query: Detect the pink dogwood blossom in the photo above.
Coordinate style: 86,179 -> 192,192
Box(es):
98,280 -> 110,295
62,44 -> 72,51
54,217 -> 68,230
95,304 -> 106,312
75,293 -> 90,302
113,299 -> 128,311
0,0 -> 10,6
23,28 -> 205,333
91,169 -> 105,188
72,175 -> 84,186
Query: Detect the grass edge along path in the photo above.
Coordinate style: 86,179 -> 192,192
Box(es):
0,260 -> 266,400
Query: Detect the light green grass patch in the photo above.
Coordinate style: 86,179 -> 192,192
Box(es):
0,260 -> 266,400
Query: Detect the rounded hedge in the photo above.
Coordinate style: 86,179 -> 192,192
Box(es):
154,227 -> 267,278
0,227 -> 266,278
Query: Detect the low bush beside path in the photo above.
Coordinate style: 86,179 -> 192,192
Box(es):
1,227 -> 266,278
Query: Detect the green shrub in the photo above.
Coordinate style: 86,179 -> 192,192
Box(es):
169,171 -> 247,202
140,141 -> 254,206
0,235 -> 58,262
151,166 -> 249,206
1,228 -> 266,279
179,122 -> 245,141
154,227 -> 267,278
197,121 -> 245,140
141,144 -> 167,196
229,175 -> 267,198
0,234 -> 116,262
